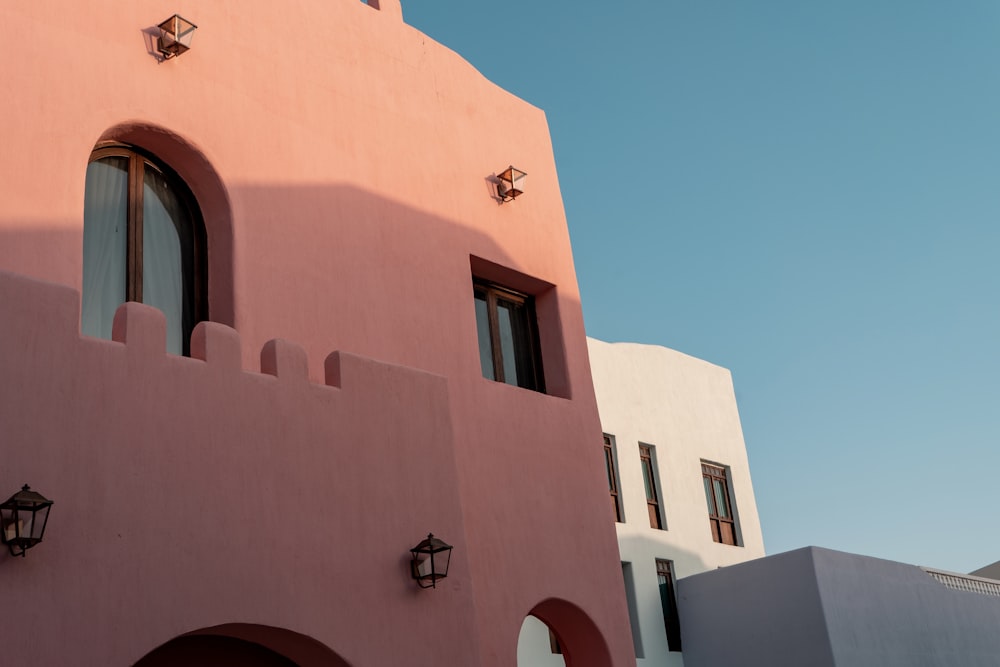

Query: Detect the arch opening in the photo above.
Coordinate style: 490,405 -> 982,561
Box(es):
133,623 -> 351,667
517,598 -> 613,667
517,614 -> 566,667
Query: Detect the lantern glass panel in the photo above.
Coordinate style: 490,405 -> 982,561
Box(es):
2,510 -> 20,542
174,17 -> 197,48
29,504 -> 50,541
435,548 -> 452,578
510,171 -> 526,193
414,552 -> 434,580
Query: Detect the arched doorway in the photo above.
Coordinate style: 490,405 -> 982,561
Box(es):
133,624 -> 351,667
134,634 -> 297,667
516,598 -> 613,667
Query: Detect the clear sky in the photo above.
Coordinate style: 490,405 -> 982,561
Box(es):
404,1 -> 1000,574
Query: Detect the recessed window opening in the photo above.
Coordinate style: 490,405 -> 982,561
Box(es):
473,280 -> 544,392
82,143 -> 207,355
656,559 -> 682,652
604,434 -> 624,522
621,562 -> 645,658
702,462 -> 739,546
548,627 -> 562,655
639,444 -> 664,529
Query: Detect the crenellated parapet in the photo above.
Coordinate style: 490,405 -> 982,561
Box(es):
106,296 -> 351,390
0,269 -> 426,395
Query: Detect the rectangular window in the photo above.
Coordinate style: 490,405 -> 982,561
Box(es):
639,444 -> 663,529
656,559 -> 682,652
621,562 -> 644,658
604,434 -> 623,522
702,462 -> 738,545
473,280 -> 544,392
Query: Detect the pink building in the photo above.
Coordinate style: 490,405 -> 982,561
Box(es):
0,2 -> 633,665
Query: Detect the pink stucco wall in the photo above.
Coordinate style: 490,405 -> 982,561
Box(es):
0,1 -> 633,665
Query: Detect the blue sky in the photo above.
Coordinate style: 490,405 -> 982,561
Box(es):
404,1 -> 1000,574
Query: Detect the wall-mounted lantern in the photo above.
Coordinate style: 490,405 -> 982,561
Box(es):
410,533 -> 453,588
497,166 -> 527,203
157,14 -> 198,59
0,485 -> 53,557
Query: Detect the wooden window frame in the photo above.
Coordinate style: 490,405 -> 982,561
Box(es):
656,559 -> 682,652
702,462 -> 738,546
604,434 -> 623,523
473,279 -> 544,392
88,144 -> 207,354
639,444 -> 663,530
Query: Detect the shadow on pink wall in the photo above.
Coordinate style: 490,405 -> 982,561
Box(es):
0,180 -> 629,666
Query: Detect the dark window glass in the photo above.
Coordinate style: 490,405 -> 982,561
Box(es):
82,145 -> 206,355
472,280 -> 543,392
656,559 -> 682,652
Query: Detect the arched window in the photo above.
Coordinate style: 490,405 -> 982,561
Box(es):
82,144 -> 207,355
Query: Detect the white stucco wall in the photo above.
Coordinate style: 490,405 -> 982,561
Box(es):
587,338 -> 766,667
517,338 -> 766,667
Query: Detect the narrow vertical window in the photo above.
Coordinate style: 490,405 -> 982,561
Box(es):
656,559 -> 682,652
604,434 -> 623,522
472,280 -> 544,392
702,462 -> 738,545
548,628 -> 562,655
639,444 -> 663,529
82,144 -> 206,355
621,562 -> 644,658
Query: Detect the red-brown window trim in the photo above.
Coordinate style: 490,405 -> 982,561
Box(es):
640,444 -> 663,530
604,434 -> 623,523
702,462 -> 738,546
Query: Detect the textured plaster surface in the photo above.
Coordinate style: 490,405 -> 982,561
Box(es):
0,1 -> 631,664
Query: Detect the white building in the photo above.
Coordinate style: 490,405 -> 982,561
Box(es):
519,338 -> 765,666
